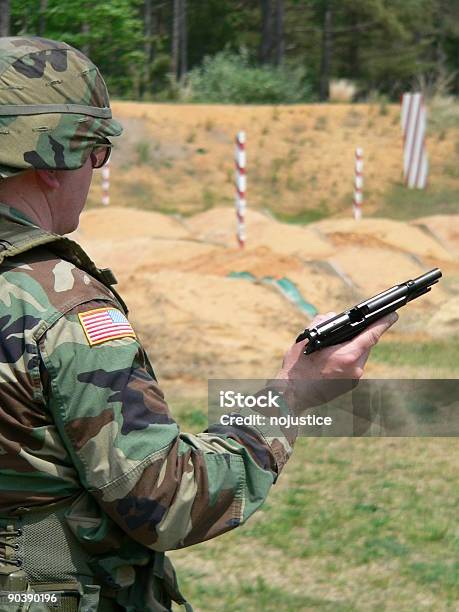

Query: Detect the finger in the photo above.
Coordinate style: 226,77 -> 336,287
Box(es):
348,312 -> 399,352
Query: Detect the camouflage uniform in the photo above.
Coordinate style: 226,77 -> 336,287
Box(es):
0,38 -> 297,611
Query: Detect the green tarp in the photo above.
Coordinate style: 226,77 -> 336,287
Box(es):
228,271 -> 317,317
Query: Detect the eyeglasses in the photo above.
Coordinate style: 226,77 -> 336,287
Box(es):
90,141 -> 112,169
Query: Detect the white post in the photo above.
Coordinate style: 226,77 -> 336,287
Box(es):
353,147 -> 363,220
102,160 -> 110,206
235,131 -> 246,248
401,92 -> 429,189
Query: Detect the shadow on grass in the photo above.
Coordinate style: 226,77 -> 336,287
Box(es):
370,184 -> 459,220
272,206 -> 331,225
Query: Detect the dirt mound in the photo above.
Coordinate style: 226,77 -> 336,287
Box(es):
251,221 -> 332,259
427,296 -> 459,338
119,270 -> 304,383
78,206 -> 190,240
412,215 -> 459,257
175,246 -> 303,278
73,206 -> 458,388
287,264 -> 356,312
187,206 -> 333,258
325,247 -> 442,298
185,207 -> 271,242
314,217 -> 456,262
74,236 -> 217,277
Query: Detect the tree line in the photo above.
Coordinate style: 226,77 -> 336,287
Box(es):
1,0 -> 458,102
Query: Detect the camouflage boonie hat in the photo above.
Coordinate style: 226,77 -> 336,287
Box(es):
0,36 -> 123,178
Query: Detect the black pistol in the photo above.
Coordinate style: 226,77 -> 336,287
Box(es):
296,268 -> 442,355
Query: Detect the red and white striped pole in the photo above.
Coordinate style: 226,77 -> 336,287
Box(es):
353,147 -> 363,220
401,93 -> 428,189
101,160 -> 110,206
235,131 -> 246,248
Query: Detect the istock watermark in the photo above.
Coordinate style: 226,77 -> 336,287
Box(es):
208,379 -> 459,437
219,389 -> 281,409
218,390 -> 332,428
219,412 -> 333,428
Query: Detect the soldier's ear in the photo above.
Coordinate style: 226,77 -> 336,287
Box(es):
36,169 -> 60,190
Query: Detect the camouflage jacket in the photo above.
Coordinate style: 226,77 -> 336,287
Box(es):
0,202 -> 297,605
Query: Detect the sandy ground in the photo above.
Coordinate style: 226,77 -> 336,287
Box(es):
78,101 -> 458,396
72,206 -> 458,394
87,103 -> 459,217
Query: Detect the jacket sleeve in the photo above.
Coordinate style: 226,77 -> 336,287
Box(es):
38,299 -> 297,551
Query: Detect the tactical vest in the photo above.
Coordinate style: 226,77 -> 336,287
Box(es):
0,219 -> 192,612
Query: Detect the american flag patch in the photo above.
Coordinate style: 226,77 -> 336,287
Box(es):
78,307 -> 136,346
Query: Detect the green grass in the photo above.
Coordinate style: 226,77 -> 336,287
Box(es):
119,181 -> 155,208
175,573 -> 355,611
371,183 -> 459,220
169,381 -> 459,610
444,162 -> 459,180
135,140 -> 151,165
429,99 -> 459,134
114,181 -> 223,216
272,205 -> 330,224
169,435 -> 459,610
178,406 -> 208,430
371,340 -> 459,372
314,115 -> 328,131
202,187 -> 217,209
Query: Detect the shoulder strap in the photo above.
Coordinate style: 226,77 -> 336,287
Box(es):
0,220 -> 59,262
0,219 -> 129,315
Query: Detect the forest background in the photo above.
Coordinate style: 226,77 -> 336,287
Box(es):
0,0 -> 458,103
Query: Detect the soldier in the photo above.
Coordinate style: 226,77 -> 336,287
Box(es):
0,37 -> 397,611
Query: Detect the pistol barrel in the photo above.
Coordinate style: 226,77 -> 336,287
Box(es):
410,268 -> 442,291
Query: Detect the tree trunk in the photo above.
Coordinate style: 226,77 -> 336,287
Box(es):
156,0 -> 165,37
319,1 -> 333,101
434,33 -> 446,82
0,0 -> 10,37
143,0 -> 152,97
274,0 -> 284,66
348,11 -> 359,79
81,1 -> 91,57
171,0 -> 180,80
456,40 -> 459,95
259,0 -> 273,64
38,0 -> 48,36
179,0 -> 187,80
81,21 -> 90,56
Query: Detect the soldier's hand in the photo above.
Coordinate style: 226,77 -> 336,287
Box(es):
275,311 -> 398,410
